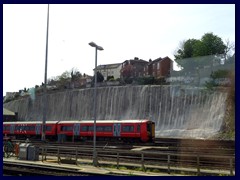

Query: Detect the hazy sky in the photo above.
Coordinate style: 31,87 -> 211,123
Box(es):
3,4 -> 235,96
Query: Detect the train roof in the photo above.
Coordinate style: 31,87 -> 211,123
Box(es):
58,119 -> 149,124
3,121 -> 59,125
3,119 -> 151,125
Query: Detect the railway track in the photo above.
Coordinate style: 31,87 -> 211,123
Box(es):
12,137 -> 235,148
3,161 -> 118,176
4,137 -> 235,176
11,137 -> 235,156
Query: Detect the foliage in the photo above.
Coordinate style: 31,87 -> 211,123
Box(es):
92,71 -> 104,83
174,33 -> 229,71
204,69 -> 231,90
70,67 -> 82,81
59,71 -> 71,81
109,78 -> 115,81
47,67 -> 82,87
155,77 -> 168,85
107,76 -> 114,81
135,77 -> 155,85
210,69 -> 230,79
221,71 -> 235,140
124,77 -> 133,84
174,39 -> 200,60
196,33 -> 226,56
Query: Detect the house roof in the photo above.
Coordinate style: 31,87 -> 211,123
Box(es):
147,56 -> 172,66
95,63 -> 121,70
123,59 -> 148,65
3,108 -> 15,116
148,57 -> 162,65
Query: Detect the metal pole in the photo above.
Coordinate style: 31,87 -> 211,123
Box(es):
42,4 -> 49,141
93,47 -> 98,166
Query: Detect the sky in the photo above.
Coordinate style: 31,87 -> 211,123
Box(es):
3,4 -> 235,96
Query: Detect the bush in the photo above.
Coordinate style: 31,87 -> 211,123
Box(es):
136,77 -> 155,85
107,76 -> 114,81
124,77 -> 133,84
155,77 -> 167,85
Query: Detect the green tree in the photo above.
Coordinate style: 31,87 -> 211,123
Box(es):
174,39 -> 200,60
196,33 -> 226,56
174,32 -> 227,71
70,67 -> 82,81
59,71 -> 71,82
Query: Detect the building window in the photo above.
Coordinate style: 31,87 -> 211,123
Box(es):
157,63 -> 160,69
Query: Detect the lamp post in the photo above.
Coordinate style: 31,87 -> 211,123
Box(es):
42,4 -> 50,141
89,41 -> 104,166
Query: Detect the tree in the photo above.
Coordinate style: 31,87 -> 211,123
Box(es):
223,39 -> 235,63
174,39 -> 200,60
92,71 -> 104,83
174,33 -> 228,71
70,67 -> 82,81
59,71 -> 71,81
195,33 -> 226,56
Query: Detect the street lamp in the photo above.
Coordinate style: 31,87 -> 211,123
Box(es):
89,41 -> 104,166
42,4 -> 50,141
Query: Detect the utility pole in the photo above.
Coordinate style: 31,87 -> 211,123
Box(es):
42,4 -> 50,141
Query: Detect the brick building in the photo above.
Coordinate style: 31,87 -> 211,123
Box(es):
144,56 -> 173,78
120,57 -> 148,79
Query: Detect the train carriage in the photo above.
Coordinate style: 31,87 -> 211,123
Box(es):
57,119 -> 155,142
3,121 -> 58,139
3,119 -> 155,142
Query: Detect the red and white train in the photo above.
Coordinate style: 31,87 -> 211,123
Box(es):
3,119 -> 155,142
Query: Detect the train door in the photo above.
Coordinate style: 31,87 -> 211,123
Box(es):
35,124 -> 41,135
147,121 -> 155,142
113,123 -> 121,137
151,122 -> 155,140
73,123 -> 80,136
10,124 -> 15,134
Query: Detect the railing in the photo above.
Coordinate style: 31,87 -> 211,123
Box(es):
39,145 -> 235,176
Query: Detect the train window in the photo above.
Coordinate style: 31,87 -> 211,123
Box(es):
81,126 -> 88,132
104,126 -> 112,132
147,123 -> 151,132
137,124 -> 140,132
46,126 -> 52,131
88,126 -> 94,131
4,126 -> 10,131
122,125 -> 134,132
97,126 -> 104,132
61,126 -> 73,131
30,126 -> 35,131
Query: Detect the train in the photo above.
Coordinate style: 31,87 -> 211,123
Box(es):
3,119 -> 155,143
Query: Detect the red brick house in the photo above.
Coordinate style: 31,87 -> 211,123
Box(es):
144,56 -> 173,78
120,57 -> 148,79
